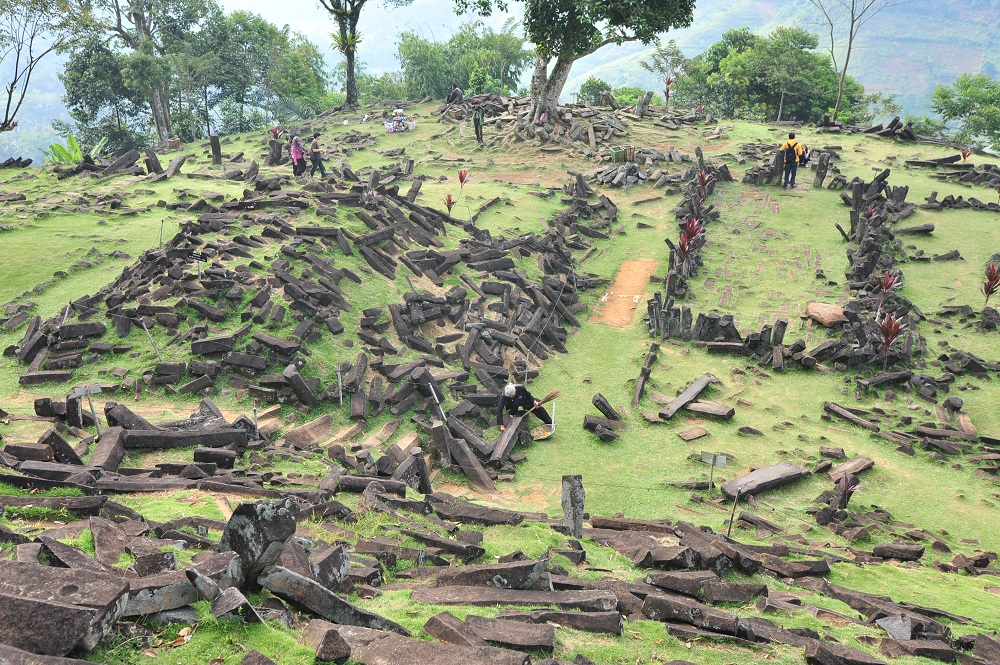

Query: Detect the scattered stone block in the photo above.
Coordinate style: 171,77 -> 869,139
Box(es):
258,566 -> 409,634
721,461 -> 809,499
219,499 -> 298,588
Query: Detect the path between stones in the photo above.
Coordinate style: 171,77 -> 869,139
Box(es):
591,259 -> 660,328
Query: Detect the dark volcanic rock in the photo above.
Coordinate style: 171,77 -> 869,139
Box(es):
219,499 -> 298,588
258,565 -> 409,635
721,461 -> 809,499
352,633 -> 529,665
0,561 -> 129,653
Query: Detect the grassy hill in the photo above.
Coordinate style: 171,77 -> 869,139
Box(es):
1,101 -> 999,665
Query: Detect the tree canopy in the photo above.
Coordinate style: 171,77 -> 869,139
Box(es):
455,0 -> 695,120
58,0 -> 330,150
396,20 -> 533,100
674,27 -> 866,123
931,74 -> 1000,151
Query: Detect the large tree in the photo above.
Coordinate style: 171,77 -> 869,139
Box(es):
456,0 -> 696,122
397,20 -> 533,100
1,0 -> 69,133
931,74 -> 1000,152
63,0 -> 215,144
58,36 -> 151,152
806,0 -> 914,121
318,0 -> 413,109
674,27 -> 864,123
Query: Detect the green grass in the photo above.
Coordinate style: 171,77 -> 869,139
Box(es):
2,102 -> 1000,665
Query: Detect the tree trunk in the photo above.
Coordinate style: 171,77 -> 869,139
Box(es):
832,30 -> 856,121
529,55 -> 574,123
149,85 -> 171,145
776,90 -> 785,122
345,46 -> 359,108
203,87 -> 210,137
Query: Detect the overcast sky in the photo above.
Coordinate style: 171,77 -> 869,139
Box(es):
218,0 -> 523,73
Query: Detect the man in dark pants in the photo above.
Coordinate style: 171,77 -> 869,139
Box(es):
779,131 -> 803,189
497,383 -> 551,432
310,131 -> 327,179
472,100 -> 485,145
446,83 -> 464,105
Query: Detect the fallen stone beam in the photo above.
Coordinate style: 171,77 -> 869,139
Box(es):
410,586 -> 617,612
259,566 -> 410,634
0,561 -> 128,653
823,402 -> 881,432
721,461 -> 809,499
685,400 -> 735,419
123,429 -> 247,449
464,615 -> 555,651
497,609 -> 624,635
660,374 -> 719,419
434,559 -> 546,590
352,633 -> 528,665
641,591 -> 740,635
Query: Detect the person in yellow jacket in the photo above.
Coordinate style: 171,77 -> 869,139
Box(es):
779,132 -> 805,189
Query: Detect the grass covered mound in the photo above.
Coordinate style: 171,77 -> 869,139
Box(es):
0,99 -> 999,665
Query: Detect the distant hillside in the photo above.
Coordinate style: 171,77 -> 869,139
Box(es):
566,0 -> 1000,117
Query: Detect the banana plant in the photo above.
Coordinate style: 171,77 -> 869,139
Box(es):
42,134 -> 108,165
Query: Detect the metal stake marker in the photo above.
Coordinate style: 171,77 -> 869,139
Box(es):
252,399 -> 259,439
141,319 -> 162,361
429,384 -> 447,423
337,369 -> 343,408
159,220 -> 164,248
85,386 -> 101,437
726,489 -> 741,539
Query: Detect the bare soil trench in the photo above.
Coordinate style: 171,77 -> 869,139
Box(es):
590,259 -> 660,328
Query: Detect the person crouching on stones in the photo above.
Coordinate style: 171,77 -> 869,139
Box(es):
497,382 -> 551,432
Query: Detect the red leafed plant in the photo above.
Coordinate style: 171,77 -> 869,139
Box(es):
874,269 -> 900,302
443,194 -> 455,214
269,126 -> 282,139
863,206 -> 878,220
683,216 -> 705,241
458,169 -> 472,190
677,229 -> 694,263
677,218 -> 706,268
983,263 -> 1000,309
696,170 -> 716,199
961,148 -> 971,163
878,312 -> 906,370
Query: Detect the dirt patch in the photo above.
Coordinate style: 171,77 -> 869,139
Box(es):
591,259 -> 660,328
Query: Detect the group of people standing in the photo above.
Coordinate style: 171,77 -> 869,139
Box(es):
287,131 -> 326,178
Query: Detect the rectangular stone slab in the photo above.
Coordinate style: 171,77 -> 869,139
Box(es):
123,429 -> 247,449
497,609 -> 624,635
258,565 -> 409,635
124,570 -> 199,616
0,592 -> 96,657
89,426 -> 125,470
0,495 -> 107,517
434,558 -> 546,590
641,591 -> 740,635
721,461 -> 809,499
464,614 -> 555,650
410,586 -> 617,612
0,643 -> 102,664
352,633 -> 529,665
0,561 -> 128,651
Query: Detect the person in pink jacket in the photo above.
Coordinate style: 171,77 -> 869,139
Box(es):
290,137 -> 306,176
